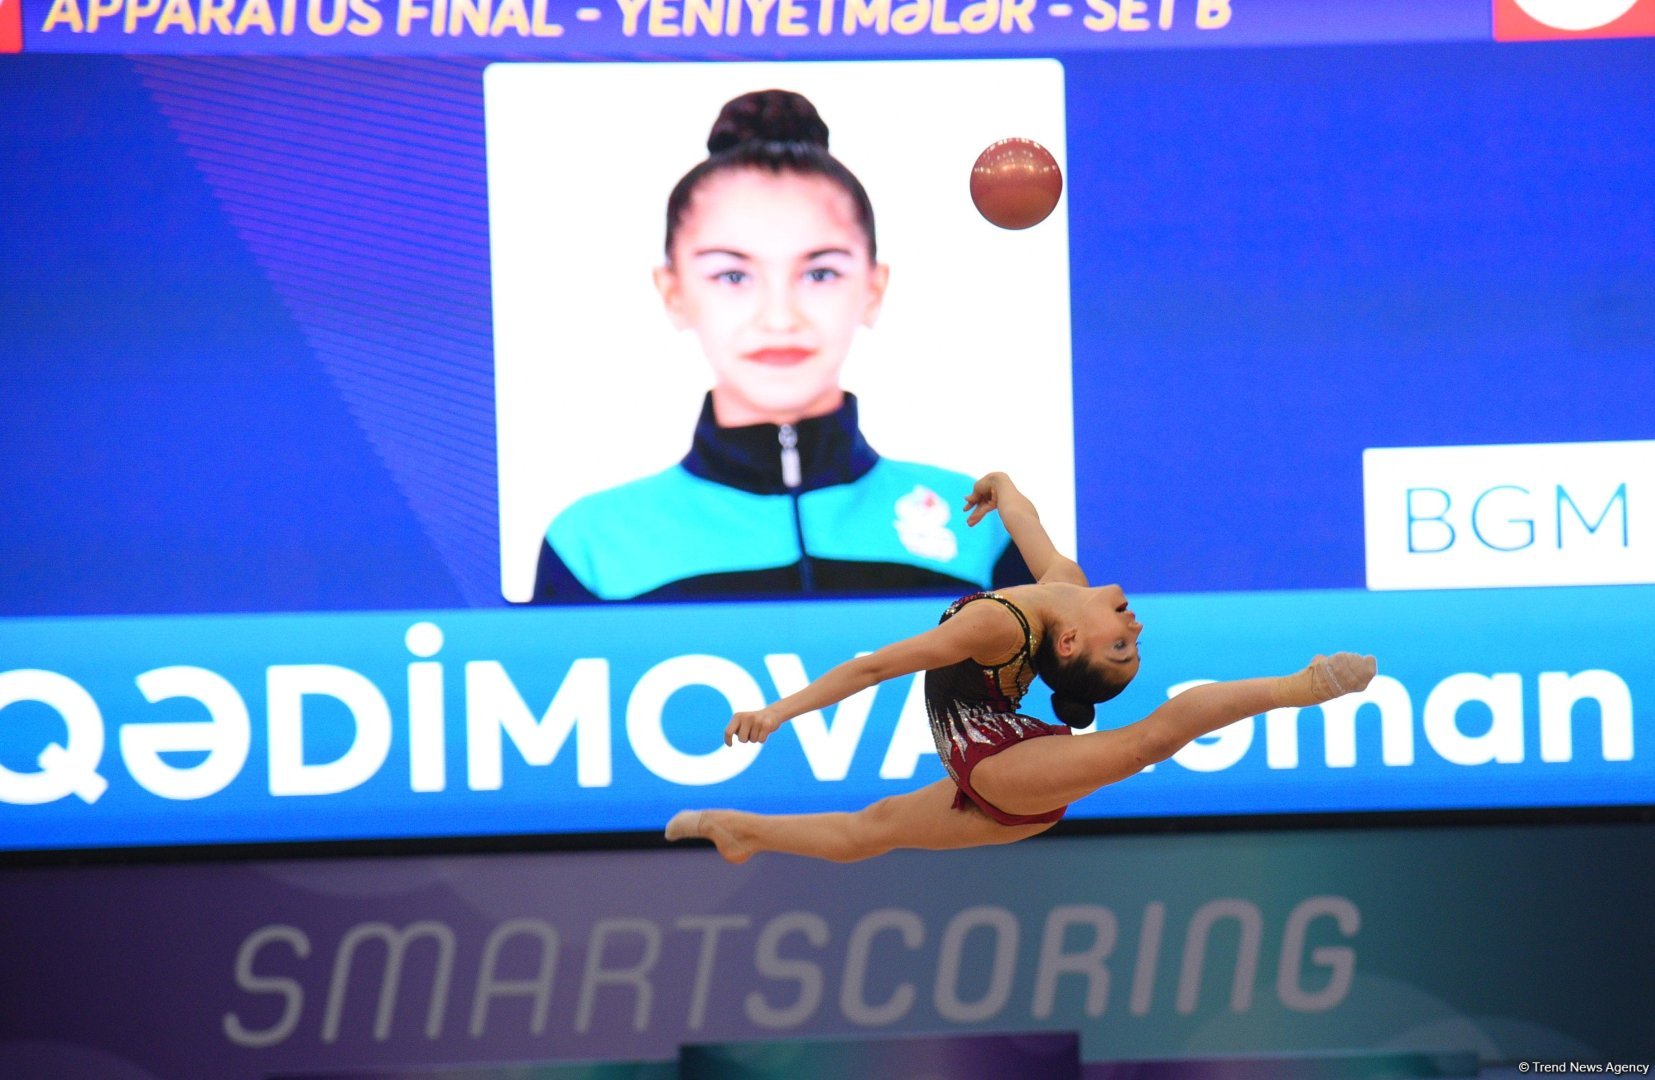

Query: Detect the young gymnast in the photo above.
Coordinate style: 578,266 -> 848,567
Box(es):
666,471 -> 1376,863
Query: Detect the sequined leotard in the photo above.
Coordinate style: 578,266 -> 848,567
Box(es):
926,592 -> 1071,826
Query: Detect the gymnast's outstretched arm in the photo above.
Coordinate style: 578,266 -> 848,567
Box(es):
723,600 -> 1022,745
964,472 -> 1087,586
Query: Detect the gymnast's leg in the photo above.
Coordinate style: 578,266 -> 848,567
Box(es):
665,778 -> 1057,864
972,653 -> 1377,819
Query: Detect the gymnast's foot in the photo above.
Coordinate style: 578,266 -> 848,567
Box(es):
665,810 -> 753,865
1273,653 -> 1377,707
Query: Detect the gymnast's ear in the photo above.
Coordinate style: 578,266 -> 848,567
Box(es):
1053,624 -> 1081,659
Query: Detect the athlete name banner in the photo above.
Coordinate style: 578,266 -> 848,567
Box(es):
0,586 -> 1649,853
0,823 -> 1648,1076
16,0 -> 1492,55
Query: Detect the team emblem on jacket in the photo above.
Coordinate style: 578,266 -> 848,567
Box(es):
893,485 -> 958,562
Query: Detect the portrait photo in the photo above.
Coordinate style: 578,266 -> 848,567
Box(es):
486,59 -> 1075,604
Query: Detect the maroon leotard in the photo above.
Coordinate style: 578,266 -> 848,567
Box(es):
925,592 -> 1071,826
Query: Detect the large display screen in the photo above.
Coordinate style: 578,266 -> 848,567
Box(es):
2,0 -> 1652,854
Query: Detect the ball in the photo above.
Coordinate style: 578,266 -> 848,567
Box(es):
970,137 -> 1063,231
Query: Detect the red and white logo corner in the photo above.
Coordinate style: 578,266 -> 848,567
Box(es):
1494,0 -> 1655,40
0,0 -> 23,54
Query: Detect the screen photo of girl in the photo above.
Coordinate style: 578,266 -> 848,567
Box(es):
487,61 -> 1073,604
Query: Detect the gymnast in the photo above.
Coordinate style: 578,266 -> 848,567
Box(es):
666,471 -> 1376,862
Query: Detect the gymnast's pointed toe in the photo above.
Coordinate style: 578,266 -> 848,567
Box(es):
665,810 -> 704,842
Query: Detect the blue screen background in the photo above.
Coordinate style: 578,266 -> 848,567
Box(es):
3,44 -> 1650,615
1,41 -> 1651,850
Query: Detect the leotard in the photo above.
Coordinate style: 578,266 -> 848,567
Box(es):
925,592 -> 1071,826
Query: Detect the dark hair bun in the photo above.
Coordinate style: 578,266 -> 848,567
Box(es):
1051,694 -> 1096,729
708,90 -> 829,155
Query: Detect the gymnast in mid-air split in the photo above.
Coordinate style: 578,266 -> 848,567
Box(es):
666,471 -> 1377,863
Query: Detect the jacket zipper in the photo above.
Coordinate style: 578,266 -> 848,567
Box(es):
779,423 -> 813,592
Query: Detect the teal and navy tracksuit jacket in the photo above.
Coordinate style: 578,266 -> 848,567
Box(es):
531,393 -> 1030,603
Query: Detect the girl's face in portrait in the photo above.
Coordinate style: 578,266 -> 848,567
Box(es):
656,168 -> 890,427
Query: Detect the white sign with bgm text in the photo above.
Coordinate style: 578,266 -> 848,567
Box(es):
1363,440 -> 1653,591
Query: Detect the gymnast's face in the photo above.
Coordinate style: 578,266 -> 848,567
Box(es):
1070,583 -> 1143,681
655,168 -> 889,428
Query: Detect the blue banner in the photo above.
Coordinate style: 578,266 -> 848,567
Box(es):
2,585 -> 1649,852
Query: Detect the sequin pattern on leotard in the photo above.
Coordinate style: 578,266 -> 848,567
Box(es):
924,592 -> 1051,786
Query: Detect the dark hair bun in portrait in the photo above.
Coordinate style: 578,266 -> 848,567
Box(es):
708,90 -> 830,155
1051,694 -> 1096,729
665,88 -> 875,260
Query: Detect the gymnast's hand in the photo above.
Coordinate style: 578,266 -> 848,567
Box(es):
726,707 -> 783,746
963,471 -> 1009,527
